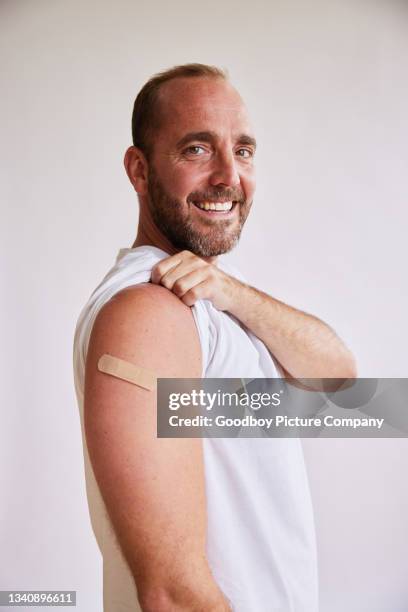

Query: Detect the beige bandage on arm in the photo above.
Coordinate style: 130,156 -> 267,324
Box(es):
97,353 -> 156,391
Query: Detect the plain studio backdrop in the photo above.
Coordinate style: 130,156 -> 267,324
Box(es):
1,0 -> 407,610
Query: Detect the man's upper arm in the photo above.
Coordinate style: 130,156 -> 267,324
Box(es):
83,283 -> 209,602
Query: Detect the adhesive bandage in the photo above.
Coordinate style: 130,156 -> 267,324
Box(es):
97,354 -> 156,391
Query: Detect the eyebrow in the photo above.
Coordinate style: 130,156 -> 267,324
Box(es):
176,131 -> 257,150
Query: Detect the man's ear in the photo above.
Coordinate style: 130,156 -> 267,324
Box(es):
124,146 -> 149,195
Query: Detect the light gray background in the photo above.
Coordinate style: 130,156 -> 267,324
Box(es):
1,0 -> 407,610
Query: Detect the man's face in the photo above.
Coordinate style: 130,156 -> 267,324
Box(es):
145,77 -> 256,257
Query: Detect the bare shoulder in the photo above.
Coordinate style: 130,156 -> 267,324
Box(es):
89,282 -> 202,378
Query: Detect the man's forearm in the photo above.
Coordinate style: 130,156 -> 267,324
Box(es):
150,251 -> 356,379
227,281 -> 357,379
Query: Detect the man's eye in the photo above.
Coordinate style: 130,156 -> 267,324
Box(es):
236,148 -> 254,158
184,145 -> 206,155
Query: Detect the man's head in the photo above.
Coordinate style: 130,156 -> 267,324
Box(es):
125,63 -> 256,257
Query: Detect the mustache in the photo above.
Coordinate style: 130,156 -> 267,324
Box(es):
187,188 -> 246,204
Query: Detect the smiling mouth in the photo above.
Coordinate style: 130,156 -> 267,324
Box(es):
192,200 -> 238,213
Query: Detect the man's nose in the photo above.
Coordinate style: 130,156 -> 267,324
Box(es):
209,151 -> 240,187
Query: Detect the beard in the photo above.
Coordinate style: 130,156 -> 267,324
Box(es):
146,164 -> 252,257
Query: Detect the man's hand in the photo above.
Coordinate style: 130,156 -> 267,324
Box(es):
151,250 -> 241,311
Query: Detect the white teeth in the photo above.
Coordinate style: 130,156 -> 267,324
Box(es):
195,201 -> 233,212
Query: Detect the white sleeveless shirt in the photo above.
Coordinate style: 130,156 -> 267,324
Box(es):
73,246 -> 318,612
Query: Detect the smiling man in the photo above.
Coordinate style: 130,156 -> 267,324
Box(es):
73,64 -> 356,612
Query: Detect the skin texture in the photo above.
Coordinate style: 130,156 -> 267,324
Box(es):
85,74 -> 357,610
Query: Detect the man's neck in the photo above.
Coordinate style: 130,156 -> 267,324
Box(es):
133,203 -> 219,263
132,228 -> 176,256
131,205 -> 179,254
132,226 -> 218,265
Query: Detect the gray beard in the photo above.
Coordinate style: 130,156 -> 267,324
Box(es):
147,166 -> 251,257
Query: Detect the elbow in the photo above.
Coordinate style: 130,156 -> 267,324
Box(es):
139,583 -> 229,612
339,351 -> 358,379
139,588 -> 172,612
321,352 -> 357,392
323,345 -> 357,380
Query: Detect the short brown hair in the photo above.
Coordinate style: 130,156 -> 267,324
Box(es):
131,63 -> 228,159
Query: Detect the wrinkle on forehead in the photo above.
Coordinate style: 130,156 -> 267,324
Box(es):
159,75 -> 242,104
155,76 -> 253,139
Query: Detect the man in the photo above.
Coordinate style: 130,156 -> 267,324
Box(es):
73,63 -> 356,611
